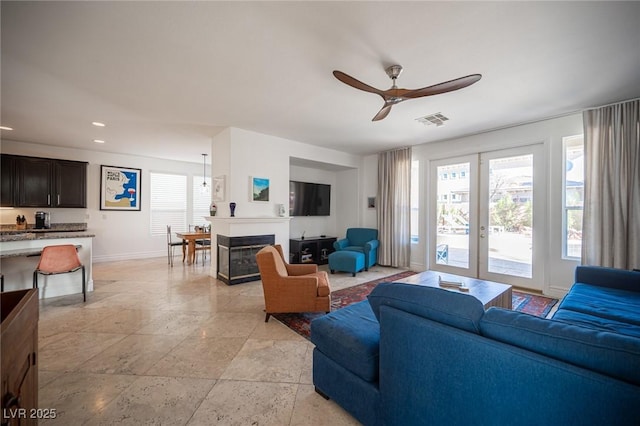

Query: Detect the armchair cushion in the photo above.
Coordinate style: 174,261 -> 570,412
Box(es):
312,271 -> 331,297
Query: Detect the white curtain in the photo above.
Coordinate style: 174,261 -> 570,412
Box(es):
582,99 -> 640,269
377,147 -> 411,267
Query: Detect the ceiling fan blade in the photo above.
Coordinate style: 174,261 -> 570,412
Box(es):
333,70 -> 384,96
402,74 -> 482,99
372,104 -> 393,121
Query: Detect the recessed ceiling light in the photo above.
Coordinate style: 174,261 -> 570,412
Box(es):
0,126 -> 14,131
92,121 -> 106,127
93,139 -> 105,144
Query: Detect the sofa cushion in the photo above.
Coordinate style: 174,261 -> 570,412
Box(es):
310,300 -> 380,382
480,307 -> 640,386
368,282 -> 484,334
552,308 -> 640,338
558,283 -> 640,326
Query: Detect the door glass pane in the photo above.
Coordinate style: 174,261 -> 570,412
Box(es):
436,162 -> 470,268
487,155 -> 533,278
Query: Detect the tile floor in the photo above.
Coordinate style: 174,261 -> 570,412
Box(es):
37,256 -> 402,425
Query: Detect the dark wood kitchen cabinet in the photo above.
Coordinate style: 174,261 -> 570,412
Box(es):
54,160 -> 87,208
2,154 -> 87,208
15,156 -> 53,207
1,155 -> 16,207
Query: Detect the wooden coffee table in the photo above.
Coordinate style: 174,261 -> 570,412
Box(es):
394,271 -> 512,309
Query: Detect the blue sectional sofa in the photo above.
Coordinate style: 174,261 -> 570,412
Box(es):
311,266 -> 640,425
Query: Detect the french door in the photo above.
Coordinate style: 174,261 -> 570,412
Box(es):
429,145 -> 545,290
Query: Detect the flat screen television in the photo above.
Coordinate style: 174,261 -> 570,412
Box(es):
289,181 -> 331,216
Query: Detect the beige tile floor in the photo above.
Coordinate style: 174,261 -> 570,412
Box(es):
37,256 -> 402,425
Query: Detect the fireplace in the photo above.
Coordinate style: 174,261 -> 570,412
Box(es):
217,234 -> 275,285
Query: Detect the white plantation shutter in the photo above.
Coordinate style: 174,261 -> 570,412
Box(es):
192,175 -> 211,227
150,172 -> 187,236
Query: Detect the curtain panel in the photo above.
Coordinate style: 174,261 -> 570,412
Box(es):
377,147 -> 412,267
582,99 -> 640,269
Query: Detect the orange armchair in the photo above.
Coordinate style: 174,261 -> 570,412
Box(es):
256,244 -> 331,322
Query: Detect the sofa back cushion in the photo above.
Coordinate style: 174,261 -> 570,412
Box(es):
575,266 -> 640,292
368,282 -> 484,334
480,307 -> 640,386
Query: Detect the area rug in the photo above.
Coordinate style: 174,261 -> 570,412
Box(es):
273,271 -> 559,340
512,291 -> 558,317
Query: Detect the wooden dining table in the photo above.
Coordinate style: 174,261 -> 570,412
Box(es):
175,231 -> 211,265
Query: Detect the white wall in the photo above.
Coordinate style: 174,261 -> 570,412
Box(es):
411,114 -> 584,297
361,154 -> 378,229
1,139 -> 208,262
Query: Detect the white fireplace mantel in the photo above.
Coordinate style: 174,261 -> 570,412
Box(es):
205,216 -> 291,224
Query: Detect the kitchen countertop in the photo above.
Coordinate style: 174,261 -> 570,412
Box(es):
0,231 -> 95,243
0,223 -> 90,242
0,222 -> 87,234
0,244 -> 83,258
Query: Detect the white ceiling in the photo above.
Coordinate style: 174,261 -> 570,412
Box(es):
2,1 -> 640,164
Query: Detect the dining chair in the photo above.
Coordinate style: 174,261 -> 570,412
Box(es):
33,244 -> 86,302
167,225 -> 184,267
195,238 -> 211,265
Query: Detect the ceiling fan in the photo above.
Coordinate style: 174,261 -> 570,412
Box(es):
333,65 -> 482,121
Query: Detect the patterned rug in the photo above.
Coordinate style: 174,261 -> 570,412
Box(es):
273,271 -> 559,340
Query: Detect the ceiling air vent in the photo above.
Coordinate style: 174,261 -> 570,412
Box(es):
416,112 -> 449,127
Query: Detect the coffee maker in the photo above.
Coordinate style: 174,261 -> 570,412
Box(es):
35,211 -> 50,229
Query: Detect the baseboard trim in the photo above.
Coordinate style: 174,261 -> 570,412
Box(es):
93,250 -> 166,263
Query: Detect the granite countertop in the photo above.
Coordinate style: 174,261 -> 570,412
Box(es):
1,243 -> 84,258
0,222 -> 87,234
0,228 -> 95,242
1,223 -> 95,242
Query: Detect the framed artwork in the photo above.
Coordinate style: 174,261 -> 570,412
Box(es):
250,176 -> 270,202
213,175 -> 226,201
100,165 -> 142,211
367,196 -> 376,209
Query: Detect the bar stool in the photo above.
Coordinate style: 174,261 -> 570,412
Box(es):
33,244 -> 86,301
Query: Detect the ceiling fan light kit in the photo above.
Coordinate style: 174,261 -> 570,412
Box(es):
333,64 -> 481,121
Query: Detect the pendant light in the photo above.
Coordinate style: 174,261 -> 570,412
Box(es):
201,153 -> 210,194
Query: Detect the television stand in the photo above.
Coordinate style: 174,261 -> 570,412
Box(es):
290,236 -> 336,265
